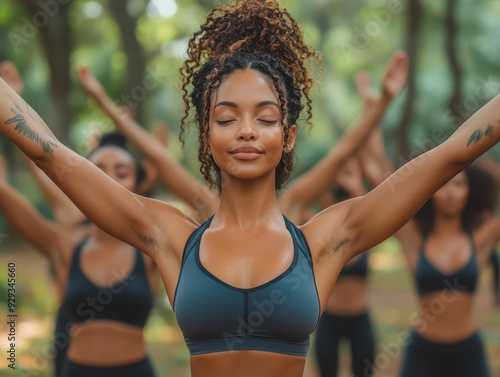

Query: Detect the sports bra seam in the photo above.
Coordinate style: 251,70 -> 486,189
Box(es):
187,335 -> 309,343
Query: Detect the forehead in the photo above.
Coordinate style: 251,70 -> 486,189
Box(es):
89,147 -> 135,166
213,69 -> 279,105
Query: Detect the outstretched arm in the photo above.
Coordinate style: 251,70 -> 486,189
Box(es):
357,125 -> 394,188
0,78 -> 170,258
281,51 -> 408,215
21,152 -> 86,226
0,156 -> 60,258
77,67 -> 219,220
334,158 -> 367,198
136,121 -> 171,196
308,92 -> 500,265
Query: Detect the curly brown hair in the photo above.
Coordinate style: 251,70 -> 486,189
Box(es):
179,0 -> 321,190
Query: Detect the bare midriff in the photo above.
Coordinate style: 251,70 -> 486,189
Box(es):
190,350 -> 306,377
67,321 -> 146,366
325,276 -> 368,315
415,293 -> 475,342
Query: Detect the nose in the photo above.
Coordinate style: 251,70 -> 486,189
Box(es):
236,117 -> 257,141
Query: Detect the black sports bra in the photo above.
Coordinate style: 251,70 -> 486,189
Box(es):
61,240 -> 154,328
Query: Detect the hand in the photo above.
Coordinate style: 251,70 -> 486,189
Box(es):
86,127 -> 104,153
0,61 -> 24,95
381,50 -> 409,99
77,66 -> 105,97
355,71 -> 378,106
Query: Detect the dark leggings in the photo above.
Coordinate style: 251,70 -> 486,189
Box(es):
60,357 -> 155,377
53,307 -> 72,377
314,310 -> 375,377
490,250 -> 500,305
400,331 -> 490,377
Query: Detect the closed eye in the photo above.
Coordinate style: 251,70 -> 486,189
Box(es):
259,119 -> 278,125
215,119 -> 235,125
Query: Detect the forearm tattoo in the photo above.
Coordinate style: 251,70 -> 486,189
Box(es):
4,99 -> 58,157
467,122 -> 495,147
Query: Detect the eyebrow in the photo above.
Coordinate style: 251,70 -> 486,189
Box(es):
94,162 -> 131,169
214,100 -> 279,109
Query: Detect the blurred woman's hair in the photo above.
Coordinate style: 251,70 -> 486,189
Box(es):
414,164 -> 498,234
88,131 -> 147,187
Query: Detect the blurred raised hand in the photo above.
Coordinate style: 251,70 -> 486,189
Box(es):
0,61 -> 24,95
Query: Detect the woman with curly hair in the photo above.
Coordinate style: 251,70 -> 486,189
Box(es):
0,1 -> 499,376
359,127 -> 499,376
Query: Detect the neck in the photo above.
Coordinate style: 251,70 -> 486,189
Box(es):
215,174 -> 283,230
432,212 -> 463,234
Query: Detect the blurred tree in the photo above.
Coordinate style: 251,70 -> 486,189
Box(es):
396,0 -> 422,161
108,0 -> 148,125
445,0 -> 463,124
17,0 -> 73,145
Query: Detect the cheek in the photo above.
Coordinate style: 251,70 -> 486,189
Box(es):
264,128 -> 285,147
458,189 -> 469,205
118,176 -> 137,191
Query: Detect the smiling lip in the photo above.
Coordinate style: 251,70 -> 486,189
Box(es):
229,147 -> 264,160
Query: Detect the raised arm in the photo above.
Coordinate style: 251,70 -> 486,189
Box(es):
21,152 -> 86,226
334,158 -> 367,198
133,121 -> 167,197
281,51 -> 408,215
0,156 -> 60,258
0,60 -> 24,95
311,93 -> 500,264
76,67 -> 219,220
0,78 -> 167,257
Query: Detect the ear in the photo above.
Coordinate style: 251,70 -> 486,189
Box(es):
284,125 -> 297,153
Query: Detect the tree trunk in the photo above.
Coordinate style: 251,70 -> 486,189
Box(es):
445,0 -> 462,127
108,0 -> 148,126
396,0 -> 422,161
18,0 -> 73,146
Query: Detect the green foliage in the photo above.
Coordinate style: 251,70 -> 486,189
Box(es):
0,0 -> 499,202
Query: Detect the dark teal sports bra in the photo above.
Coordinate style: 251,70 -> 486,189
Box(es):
415,232 -> 479,297
173,215 -> 321,356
